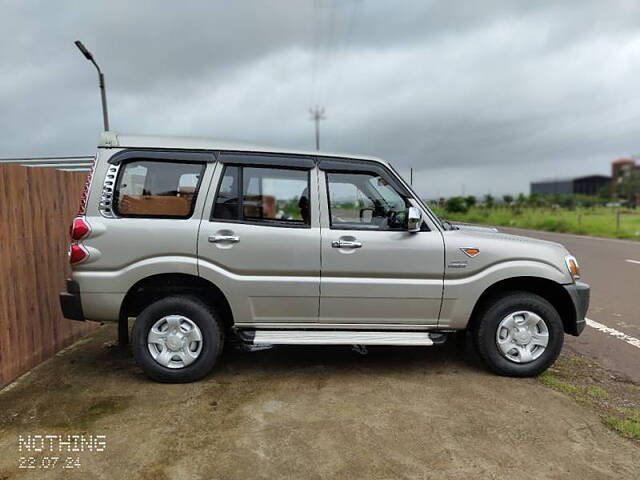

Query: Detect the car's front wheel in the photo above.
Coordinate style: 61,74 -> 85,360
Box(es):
132,296 -> 224,383
472,292 -> 564,377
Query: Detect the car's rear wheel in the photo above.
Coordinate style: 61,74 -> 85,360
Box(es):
132,296 -> 224,383
472,292 -> 564,377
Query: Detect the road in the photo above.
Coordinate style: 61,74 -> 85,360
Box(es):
501,227 -> 640,382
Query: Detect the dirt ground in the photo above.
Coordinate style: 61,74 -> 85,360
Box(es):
0,324 -> 638,479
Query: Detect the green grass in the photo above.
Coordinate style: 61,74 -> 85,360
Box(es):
538,372 -> 580,395
603,410 -> 640,439
537,355 -> 640,442
432,206 -> 640,240
537,372 -> 611,400
585,385 -> 610,399
539,372 -> 640,439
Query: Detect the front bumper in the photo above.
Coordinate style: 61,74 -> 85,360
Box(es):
563,281 -> 590,336
59,279 -> 85,321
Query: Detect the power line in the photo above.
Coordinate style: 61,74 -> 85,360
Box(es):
309,106 -> 326,151
321,0 -> 362,107
310,0 -> 323,102
311,0 -> 341,106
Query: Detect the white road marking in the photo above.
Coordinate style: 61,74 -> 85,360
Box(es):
586,318 -> 640,350
625,259 -> 640,265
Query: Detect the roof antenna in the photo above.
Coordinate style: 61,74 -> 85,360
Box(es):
74,40 -> 110,132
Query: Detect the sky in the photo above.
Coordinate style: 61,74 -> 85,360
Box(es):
2,0 -> 640,198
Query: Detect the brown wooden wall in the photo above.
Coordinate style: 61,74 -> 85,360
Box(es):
0,163 -> 97,387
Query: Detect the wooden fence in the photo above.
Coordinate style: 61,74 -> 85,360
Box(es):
0,163 -> 97,387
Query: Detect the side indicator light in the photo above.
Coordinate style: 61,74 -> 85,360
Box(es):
565,256 -> 580,280
461,247 -> 480,257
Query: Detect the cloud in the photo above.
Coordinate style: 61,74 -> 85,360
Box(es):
2,0 -> 640,196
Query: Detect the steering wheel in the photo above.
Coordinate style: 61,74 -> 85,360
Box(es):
386,209 -> 398,227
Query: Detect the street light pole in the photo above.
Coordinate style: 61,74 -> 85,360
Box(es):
74,40 -> 110,132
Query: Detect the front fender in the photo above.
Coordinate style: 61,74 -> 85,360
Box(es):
439,259 -> 570,329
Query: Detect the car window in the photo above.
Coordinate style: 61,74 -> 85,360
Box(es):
212,165 -> 311,226
326,172 -> 408,230
114,160 -> 205,218
212,166 -> 240,220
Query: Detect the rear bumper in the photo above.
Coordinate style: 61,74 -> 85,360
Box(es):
59,279 -> 85,321
563,281 -> 590,336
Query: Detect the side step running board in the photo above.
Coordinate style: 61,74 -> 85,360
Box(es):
237,330 -> 447,347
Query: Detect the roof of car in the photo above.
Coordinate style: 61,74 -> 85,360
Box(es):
98,132 -> 387,165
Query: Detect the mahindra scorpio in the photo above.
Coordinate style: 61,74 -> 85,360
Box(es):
60,132 -> 589,382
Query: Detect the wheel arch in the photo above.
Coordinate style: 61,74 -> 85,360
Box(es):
119,273 -> 234,331
468,276 -> 578,335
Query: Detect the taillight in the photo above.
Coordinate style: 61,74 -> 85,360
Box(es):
70,217 -> 91,240
69,244 -> 89,264
77,159 -> 96,215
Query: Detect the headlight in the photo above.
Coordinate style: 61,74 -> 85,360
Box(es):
565,255 -> 580,280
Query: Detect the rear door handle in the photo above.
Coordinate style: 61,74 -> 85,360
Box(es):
332,240 -> 362,248
209,235 -> 240,243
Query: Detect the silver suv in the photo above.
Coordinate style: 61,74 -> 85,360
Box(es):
59,132 -> 589,383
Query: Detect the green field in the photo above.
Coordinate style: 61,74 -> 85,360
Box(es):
431,206 -> 640,241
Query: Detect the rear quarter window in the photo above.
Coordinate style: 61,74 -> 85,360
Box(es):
114,160 -> 205,218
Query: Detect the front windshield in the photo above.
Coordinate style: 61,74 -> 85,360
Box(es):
384,163 -> 451,230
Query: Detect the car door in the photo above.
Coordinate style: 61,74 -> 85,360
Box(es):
197,153 -> 320,327
318,158 -> 445,326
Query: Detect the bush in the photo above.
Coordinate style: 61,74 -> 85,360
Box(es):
483,194 -> 495,208
445,196 -> 469,214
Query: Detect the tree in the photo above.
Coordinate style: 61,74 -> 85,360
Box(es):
502,194 -> 514,205
617,171 -> 640,206
445,196 -> 469,214
465,195 -> 477,208
597,181 -> 612,200
526,192 -> 545,208
556,194 -> 576,210
483,194 -> 495,209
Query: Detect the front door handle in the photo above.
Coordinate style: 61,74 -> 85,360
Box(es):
209,235 -> 240,243
332,240 -> 362,249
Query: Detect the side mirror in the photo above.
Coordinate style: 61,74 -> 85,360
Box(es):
407,206 -> 422,233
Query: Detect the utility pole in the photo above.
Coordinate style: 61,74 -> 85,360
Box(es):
309,106 -> 325,151
410,168 -> 413,186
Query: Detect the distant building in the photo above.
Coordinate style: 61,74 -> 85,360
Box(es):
531,175 -> 610,196
611,158 -> 640,205
611,158 -> 640,194
573,175 -> 611,196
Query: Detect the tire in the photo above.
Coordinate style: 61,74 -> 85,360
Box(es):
132,296 -> 224,383
472,291 -> 564,377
